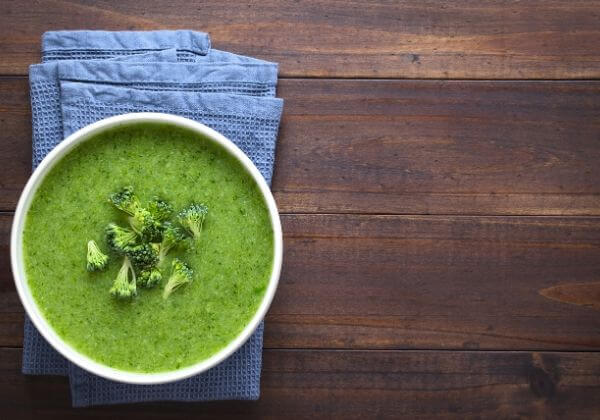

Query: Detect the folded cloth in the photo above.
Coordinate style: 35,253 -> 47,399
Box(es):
24,30 -> 283,407
29,48 -> 180,168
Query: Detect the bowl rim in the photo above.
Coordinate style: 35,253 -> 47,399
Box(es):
10,112 -> 283,384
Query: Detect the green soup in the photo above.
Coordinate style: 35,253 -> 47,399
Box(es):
23,123 -> 274,373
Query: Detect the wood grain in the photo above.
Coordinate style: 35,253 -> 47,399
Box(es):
0,78 -> 31,207
1,78 -> 599,215
1,348 -> 599,418
274,80 -> 600,215
2,1 -> 600,78
2,213 -> 600,350
539,282 -> 600,310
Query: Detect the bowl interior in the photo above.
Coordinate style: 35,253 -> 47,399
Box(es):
11,113 -> 282,384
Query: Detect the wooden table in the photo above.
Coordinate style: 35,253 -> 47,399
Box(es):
1,1 -> 600,418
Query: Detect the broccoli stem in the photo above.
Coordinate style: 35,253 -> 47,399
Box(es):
86,239 -> 109,272
109,257 -> 137,299
163,258 -> 194,299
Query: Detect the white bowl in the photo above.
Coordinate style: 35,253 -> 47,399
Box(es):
10,113 -> 283,384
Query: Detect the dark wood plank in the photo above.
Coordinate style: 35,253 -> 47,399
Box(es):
1,78 -> 599,215
2,213 -> 600,350
0,77 -> 31,209
1,347 -> 599,418
2,1 -> 600,78
274,80 -> 600,215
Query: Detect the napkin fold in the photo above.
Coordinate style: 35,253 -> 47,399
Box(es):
24,30 -> 283,407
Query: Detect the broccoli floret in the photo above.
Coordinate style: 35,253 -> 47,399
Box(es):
129,207 -> 163,241
105,223 -> 138,253
109,187 -> 162,240
108,186 -> 140,216
138,267 -> 162,288
177,203 -> 208,240
109,187 -> 168,241
147,197 -> 173,222
86,239 -> 109,272
163,258 -> 194,299
156,222 -> 186,264
125,242 -> 159,270
109,257 -> 137,299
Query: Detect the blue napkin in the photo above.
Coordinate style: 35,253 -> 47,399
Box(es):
24,30 -> 283,407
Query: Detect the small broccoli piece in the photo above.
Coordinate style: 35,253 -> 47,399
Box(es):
129,207 -> 162,241
109,187 -> 161,240
177,203 -> 208,240
163,258 -> 194,299
138,267 -> 162,288
108,186 -> 140,216
109,257 -> 136,299
105,223 -> 138,253
156,222 -> 186,264
147,197 -> 173,222
125,242 -> 158,270
86,239 -> 109,272
109,187 -> 167,241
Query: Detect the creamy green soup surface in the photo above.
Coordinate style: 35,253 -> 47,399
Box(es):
23,123 -> 273,373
